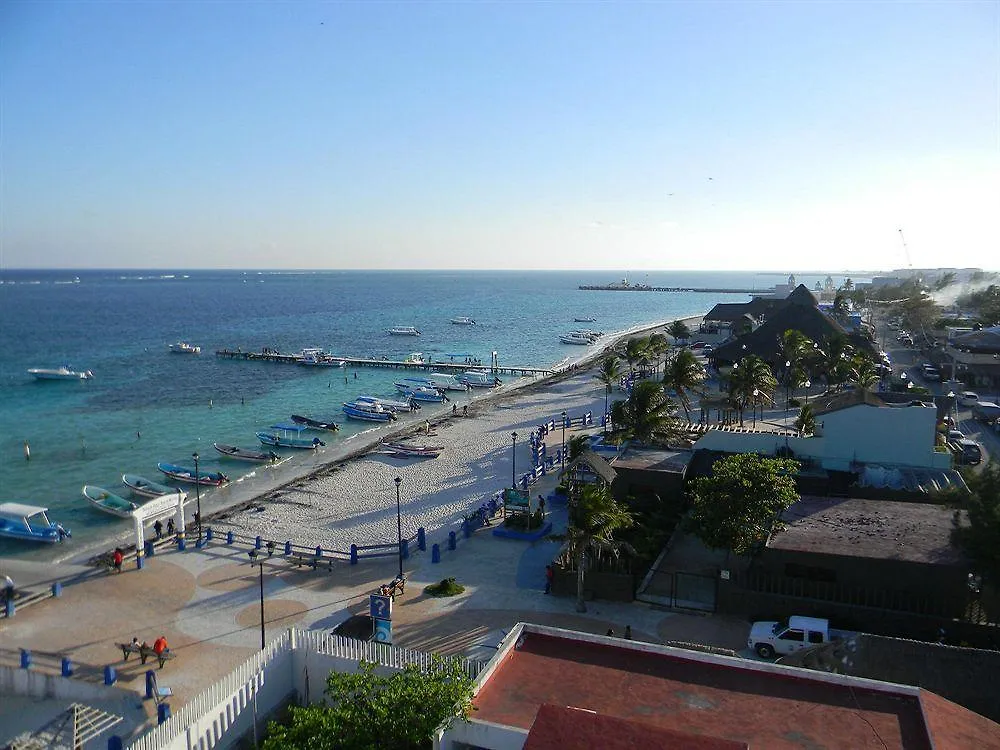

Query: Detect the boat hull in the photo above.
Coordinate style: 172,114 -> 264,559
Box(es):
256,432 -> 323,449
342,403 -> 395,422
214,443 -> 279,462
83,485 -> 137,518
122,474 -> 174,498
290,415 -> 340,431
156,463 -> 228,486
28,367 -> 93,380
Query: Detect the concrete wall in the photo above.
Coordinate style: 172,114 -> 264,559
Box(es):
0,664 -> 136,704
439,719 -> 528,750
821,404 -> 937,470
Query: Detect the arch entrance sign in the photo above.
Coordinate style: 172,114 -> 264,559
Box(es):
130,491 -> 188,569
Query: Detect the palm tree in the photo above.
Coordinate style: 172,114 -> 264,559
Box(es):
663,348 -> 706,420
818,335 -> 854,391
564,483 -> 635,612
567,434 -> 590,461
647,333 -> 670,376
849,355 -> 880,393
621,337 -> 650,377
594,356 -> 623,434
795,403 -> 817,436
667,320 -> 691,344
728,355 -> 777,426
780,330 -> 812,412
609,380 -> 679,444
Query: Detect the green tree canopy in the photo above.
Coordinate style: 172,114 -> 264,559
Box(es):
667,320 -> 691,343
609,379 -> 679,444
951,461 -> 1000,585
564,483 -> 635,612
663,348 -> 706,420
686,454 -> 800,556
262,657 -> 475,750
594,356 -> 624,434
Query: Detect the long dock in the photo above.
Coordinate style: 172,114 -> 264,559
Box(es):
215,350 -> 552,377
579,285 -> 758,294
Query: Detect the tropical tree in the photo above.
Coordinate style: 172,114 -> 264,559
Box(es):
594,356 -> 623,434
667,320 -> 691,344
609,380 -> 680,444
950,460 -> 1000,585
564,483 -> 635,612
685,454 -> 801,557
647,332 -> 670,375
621,337 -> 650,377
816,334 -> 854,391
567,434 -> 590,461
849,355 -> 881,393
795,403 -> 816,436
262,657 -> 475,750
663,348 -> 706,420
780,329 -> 813,410
728,355 -> 777,426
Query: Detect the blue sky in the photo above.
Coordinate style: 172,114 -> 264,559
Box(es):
2,1 -> 997,271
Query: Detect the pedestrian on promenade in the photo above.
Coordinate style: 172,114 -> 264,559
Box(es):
167,519 -> 175,536
3,575 -> 14,602
538,495 -> 546,518
153,520 -> 163,540
544,564 -> 553,594
112,548 -> 124,574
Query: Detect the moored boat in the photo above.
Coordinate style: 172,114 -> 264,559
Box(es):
343,399 -> 397,422
297,348 -> 346,367
574,317 -> 597,322
168,342 -> 201,354
122,473 -> 174,498
157,462 -> 228,486
355,395 -> 418,412
83,485 -> 138,518
458,369 -> 500,388
256,424 -> 325,449
398,374 -> 468,392
560,332 -> 593,345
394,383 -> 446,402
0,503 -> 71,544
388,326 -> 421,336
450,317 -> 476,325
27,366 -> 93,380
213,443 -> 280,462
290,414 -> 341,431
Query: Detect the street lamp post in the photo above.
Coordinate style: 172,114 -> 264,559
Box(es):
394,477 -> 403,580
192,452 -> 202,543
247,549 -> 265,650
511,432 -> 518,490
560,411 -> 566,472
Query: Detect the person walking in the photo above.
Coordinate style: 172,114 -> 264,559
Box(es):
112,548 -> 124,574
153,519 -> 163,540
544,564 -> 554,594
3,575 -> 14,602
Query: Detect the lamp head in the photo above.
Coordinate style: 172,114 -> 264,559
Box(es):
512,431 -> 517,441
394,476 -> 401,487
193,452 -> 199,461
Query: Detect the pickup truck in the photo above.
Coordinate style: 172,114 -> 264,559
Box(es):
747,615 -> 852,659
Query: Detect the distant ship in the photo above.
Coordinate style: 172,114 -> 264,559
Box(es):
579,277 -> 653,291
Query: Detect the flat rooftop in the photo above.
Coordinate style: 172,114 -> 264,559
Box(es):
473,626 -> 997,749
612,446 -> 692,473
769,496 -> 968,565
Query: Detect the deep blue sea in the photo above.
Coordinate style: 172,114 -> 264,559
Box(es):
0,269 -> 861,562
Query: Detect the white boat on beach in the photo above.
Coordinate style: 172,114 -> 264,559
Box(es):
27,366 -> 93,380
458,369 -> 500,388
355,395 -> 419,413
380,441 -> 444,458
450,317 -> 476,325
388,326 -> 421,336
560,332 -> 593,345
168,342 -> 201,354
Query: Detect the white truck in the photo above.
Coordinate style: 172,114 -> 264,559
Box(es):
747,615 -> 852,659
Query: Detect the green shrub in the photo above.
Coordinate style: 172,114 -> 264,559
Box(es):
424,577 -> 465,597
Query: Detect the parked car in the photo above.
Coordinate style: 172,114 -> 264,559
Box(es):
958,391 -> 979,407
973,402 -> 1000,422
747,615 -> 852,659
950,438 -> 983,466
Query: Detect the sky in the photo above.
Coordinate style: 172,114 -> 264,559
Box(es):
1,1 -> 997,272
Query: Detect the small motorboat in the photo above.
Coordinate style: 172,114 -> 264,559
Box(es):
28,366 -> 93,381
560,332 -> 592,345
0,503 -> 71,544
168,342 -> 201,354
213,443 -> 279,462
83,485 -> 138,518
122,473 -> 174,498
450,317 -> 476,325
574,317 -> 597,323
458,369 -> 500,388
397,375 -> 468,392
387,326 -> 421,336
381,441 -> 444,458
394,383 -> 446,402
157,462 -> 228,486
256,424 -> 325,449
343,399 -> 397,422
355,395 -> 419,413
290,414 -> 341,431
297,348 -> 345,367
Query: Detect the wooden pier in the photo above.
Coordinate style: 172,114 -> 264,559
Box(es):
214,350 -> 552,377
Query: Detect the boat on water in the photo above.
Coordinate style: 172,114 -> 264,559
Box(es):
574,317 -> 597,323
82,485 -> 138,518
458,369 -> 501,388
27,366 -> 93,381
398,374 -> 468,392
297,348 -> 346,367
290,414 -> 341,431
355,395 -> 419,413
257,424 -> 326,450
381,441 -> 444,458
394,383 -> 446,402
343,399 -> 397,422
0,503 -> 71,544
168,342 -> 201,354
560,332 -> 593,345
403,352 -> 425,364
213,443 -> 280,462
157,462 -> 229,486
388,326 -> 421,336
122,473 -> 174,498
450,317 -> 476,325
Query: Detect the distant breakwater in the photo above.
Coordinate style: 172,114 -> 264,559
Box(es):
579,285 -> 758,294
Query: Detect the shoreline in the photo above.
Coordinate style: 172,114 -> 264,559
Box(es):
55,313 -> 701,569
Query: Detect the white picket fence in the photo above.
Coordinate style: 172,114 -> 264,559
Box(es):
127,629 -> 486,750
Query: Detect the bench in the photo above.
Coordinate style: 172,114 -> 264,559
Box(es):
380,576 -> 406,599
290,552 -> 334,571
116,643 -> 176,669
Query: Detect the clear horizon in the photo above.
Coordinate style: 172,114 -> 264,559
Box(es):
2,2 -> 997,271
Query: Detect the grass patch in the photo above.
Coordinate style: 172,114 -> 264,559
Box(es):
424,577 -> 465,597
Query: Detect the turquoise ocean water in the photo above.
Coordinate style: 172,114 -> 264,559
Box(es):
0,269 -> 859,562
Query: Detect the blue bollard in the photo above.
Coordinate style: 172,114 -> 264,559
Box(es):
52,581 -> 62,598
227,530 -> 234,545
6,599 -> 15,618
206,527 -> 213,542
255,535 -> 262,549
104,665 -> 117,685
61,657 -> 73,677
177,537 -> 186,551
157,703 -> 171,724
20,649 -> 31,669
350,544 -> 358,565
448,531 -> 456,551
108,736 -> 123,750
145,670 -> 156,699
401,538 -> 409,560
417,527 -> 426,551
284,540 -> 292,555
431,543 -> 440,563
136,553 -> 145,570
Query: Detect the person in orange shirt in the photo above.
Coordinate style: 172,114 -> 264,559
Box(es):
152,636 -> 168,656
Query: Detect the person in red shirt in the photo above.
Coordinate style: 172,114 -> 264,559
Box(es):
152,636 -> 168,656
112,549 -> 124,574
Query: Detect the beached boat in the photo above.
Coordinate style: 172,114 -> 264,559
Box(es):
394,383 -> 447,402
213,443 -> 280,462
290,414 -> 341,431
450,317 -> 476,325
387,326 -> 421,336
157,462 -> 229,486
458,369 -> 500,388
122,473 -> 174,498
256,424 -> 326,449
83,485 -> 138,518
168,342 -> 201,354
574,317 -> 597,323
0,503 -> 71,544
27,366 -> 93,381
381,441 -> 444,458
342,399 -> 397,422
355,395 -> 418,413
560,332 -> 593,345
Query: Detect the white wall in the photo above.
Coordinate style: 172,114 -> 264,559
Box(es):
439,719 -> 528,750
821,404 -> 937,470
